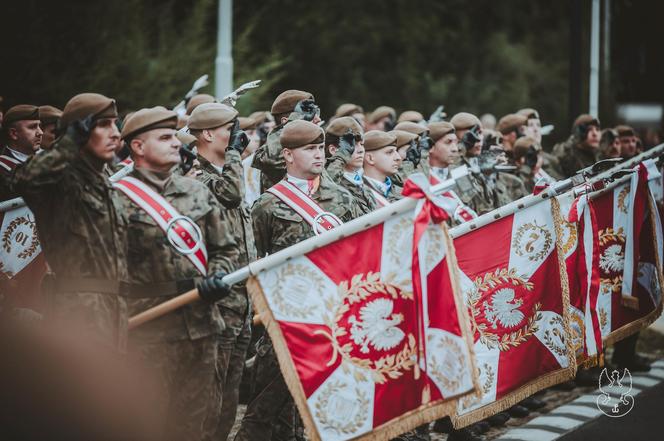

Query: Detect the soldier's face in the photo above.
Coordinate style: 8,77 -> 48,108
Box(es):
41,123 -> 57,150
244,129 -> 260,157
585,125 -> 600,149
131,128 -> 182,170
207,122 -> 232,153
84,117 -> 119,162
367,146 -> 400,176
619,135 -> 638,158
8,119 -> 42,153
524,118 -> 542,144
431,133 -> 459,167
349,141 -> 365,169
284,143 -> 325,179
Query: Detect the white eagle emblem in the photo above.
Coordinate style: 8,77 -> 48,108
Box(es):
483,288 -> 525,329
349,298 -> 405,354
600,244 -> 624,273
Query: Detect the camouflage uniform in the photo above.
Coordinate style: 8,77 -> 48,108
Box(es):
235,173 -> 360,441
325,148 -> 378,215
540,151 -> 564,181
552,135 -> 599,178
393,150 -> 430,186
488,172 -> 527,208
118,167 -> 238,441
452,157 -> 495,215
516,165 -> 538,194
251,124 -> 287,192
12,135 -> 129,350
195,151 -> 257,440
363,175 -> 403,203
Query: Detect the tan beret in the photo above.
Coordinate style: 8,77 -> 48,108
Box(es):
364,130 -> 397,151
450,112 -> 481,131
496,113 -> 528,134
238,117 -> 257,130
186,94 -> 216,115
428,121 -> 456,142
249,111 -> 273,125
271,90 -> 314,115
38,105 -> 63,125
188,102 -> 238,130
397,110 -> 424,124
394,121 -> 427,135
61,93 -> 117,127
3,104 -> 40,126
334,103 -> 364,118
325,116 -> 364,138
513,136 -> 539,161
614,124 -> 635,137
516,108 -> 540,120
280,120 -> 324,149
390,130 -> 418,149
176,114 -> 189,130
368,106 -> 396,124
573,114 -> 600,128
121,106 -> 178,140
176,130 -> 197,146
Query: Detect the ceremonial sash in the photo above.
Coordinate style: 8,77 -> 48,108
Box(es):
113,176 -> 208,275
0,155 -> 21,173
266,180 -> 343,233
429,173 -> 477,222
120,158 -> 133,166
367,185 -> 390,207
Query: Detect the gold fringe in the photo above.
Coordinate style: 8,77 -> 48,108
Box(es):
621,295 -> 640,310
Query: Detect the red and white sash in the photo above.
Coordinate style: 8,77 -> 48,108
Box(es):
0,155 -> 22,173
266,180 -> 343,233
367,186 -> 390,207
113,176 -> 208,275
429,173 -> 477,222
119,158 -> 133,166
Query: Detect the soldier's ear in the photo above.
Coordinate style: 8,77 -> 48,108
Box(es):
129,138 -> 144,158
283,147 -> 294,163
7,126 -> 18,141
328,144 -> 338,155
364,152 -> 374,165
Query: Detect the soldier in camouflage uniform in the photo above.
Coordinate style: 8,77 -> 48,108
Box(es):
236,120 -> 361,441
187,102 -> 258,440
552,114 -> 601,178
392,120 -> 433,183
517,108 -> 564,180
12,94 -> 129,350
324,116 -> 379,215
39,105 -> 63,150
366,106 -> 396,132
1,105 -> 43,200
512,136 -> 545,193
362,130 -> 403,203
117,107 -> 237,441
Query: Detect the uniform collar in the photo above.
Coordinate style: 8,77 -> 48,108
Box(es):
343,168 -> 364,186
286,174 -> 320,196
431,166 -> 449,180
5,146 -> 30,162
133,166 -> 175,193
364,175 -> 392,196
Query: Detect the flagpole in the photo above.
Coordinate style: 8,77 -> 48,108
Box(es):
0,197 -> 26,213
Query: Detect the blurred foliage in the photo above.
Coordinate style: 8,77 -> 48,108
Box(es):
4,0 -> 633,146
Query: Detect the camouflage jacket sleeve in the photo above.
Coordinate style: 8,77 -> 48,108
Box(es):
251,128 -> 286,185
325,147 -> 353,184
250,196 -> 272,257
202,150 -> 244,209
204,190 -> 240,275
12,136 -> 78,195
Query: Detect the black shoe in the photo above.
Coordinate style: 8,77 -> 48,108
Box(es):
552,380 -> 577,390
520,396 -> 546,411
508,404 -> 530,418
448,427 -> 484,441
432,417 -> 453,434
474,421 -> 491,434
575,367 -> 601,387
486,411 -> 510,426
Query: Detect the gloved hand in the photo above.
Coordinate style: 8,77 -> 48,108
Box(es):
227,119 -> 249,154
197,272 -> 231,303
67,115 -> 96,147
257,123 -> 270,145
461,124 -> 482,150
338,130 -> 356,155
294,99 -> 320,122
406,140 -> 421,166
383,116 -> 396,132
525,146 -> 539,169
418,133 -> 433,151
428,105 -> 447,123
179,144 -> 197,174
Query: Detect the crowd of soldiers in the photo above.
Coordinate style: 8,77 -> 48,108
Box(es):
0,90 -> 655,441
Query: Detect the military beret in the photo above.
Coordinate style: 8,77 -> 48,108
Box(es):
334,103 -> 364,118
513,136 -> 540,161
364,130 -> 397,151
249,111 -> 273,126
121,106 -> 178,140
573,114 -> 600,128
188,102 -> 238,130
390,130 -> 418,149
450,112 -> 481,131
516,108 -> 540,120
61,93 -> 117,127
280,120 -> 324,149
394,121 -> 427,135
428,121 -> 456,142
368,106 -> 396,124
3,104 -> 40,126
186,94 -> 216,115
238,116 -> 257,130
176,114 -> 188,130
614,124 -> 635,137
496,113 -> 528,134
325,116 -> 364,138
397,110 -> 424,124
176,129 -> 197,146
271,90 -> 314,115
38,105 -> 63,125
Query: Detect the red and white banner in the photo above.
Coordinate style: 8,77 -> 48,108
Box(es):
248,176 -> 478,440
0,204 -> 47,312
451,198 -> 575,427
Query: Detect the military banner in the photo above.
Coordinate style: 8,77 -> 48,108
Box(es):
247,176 -> 479,440
451,197 -> 576,428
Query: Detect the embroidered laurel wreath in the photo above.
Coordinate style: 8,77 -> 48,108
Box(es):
1,216 -> 40,259
316,271 -> 417,384
314,380 -> 370,435
466,268 -> 542,351
512,221 -> 553,262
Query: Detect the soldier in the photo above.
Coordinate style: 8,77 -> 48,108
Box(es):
366,105 -> 396,131
12,93 -> 127,350
117,106 -> 236,441
615,124 -> 638,159
517,108 -> 564,180
478,146 -> 527,209
38,105 -> 63,150
186,93 -> 216,115
552,114 -> 601,178
333,103 -> 365,129
393,120 -> 434,180
599,128 -> 621,159
496,113 -> 527,159
324,116 -> 378,215
251,89 -> 318,191
1,105 -> 42,178
397,110 -> 425,125
187,102 -> 257,440
513,136 -> 546,193
242,111 -> 274,206
362,130 -> 403,203
237,120 -> 359,441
